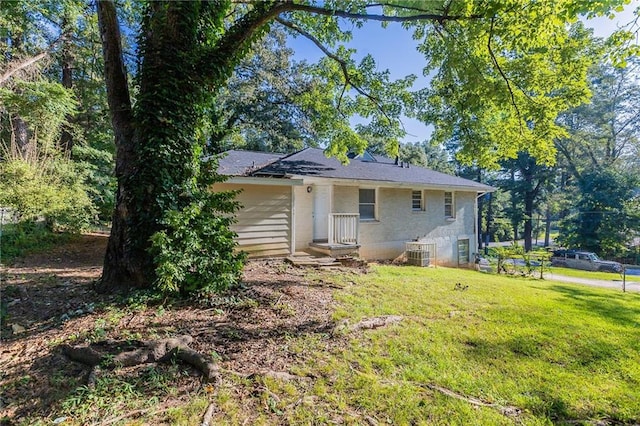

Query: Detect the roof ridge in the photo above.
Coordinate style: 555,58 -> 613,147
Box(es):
245,148 -> 310,175
277,147 -> 312,161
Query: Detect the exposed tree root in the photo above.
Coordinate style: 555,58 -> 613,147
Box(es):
61,335 -> 218,382
350,315 -> 403,331
201,402 -> 216,426
378,378 -> 522,419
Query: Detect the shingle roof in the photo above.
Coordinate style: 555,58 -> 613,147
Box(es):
217,150 -> 286,176
219,148 -> 494,192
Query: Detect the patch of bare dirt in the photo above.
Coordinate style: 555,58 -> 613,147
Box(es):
0,234 -> 350,423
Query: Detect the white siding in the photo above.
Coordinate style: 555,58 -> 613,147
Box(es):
214,183 -> 292,258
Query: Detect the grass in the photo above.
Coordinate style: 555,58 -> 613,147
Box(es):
279,266 -> 640,425
34,265 -> 640,425
551,266 -> 640,282
0,222 -> 75,263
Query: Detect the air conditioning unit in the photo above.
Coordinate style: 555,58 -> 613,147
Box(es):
406,242 -> 431,267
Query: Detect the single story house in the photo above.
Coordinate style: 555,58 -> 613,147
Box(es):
215,148 -> 494,267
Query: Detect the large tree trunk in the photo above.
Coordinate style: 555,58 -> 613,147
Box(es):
11,115 -> 32,160
95,0 -> 286,293
96,0 -> 148,292
485,191 -> 493,252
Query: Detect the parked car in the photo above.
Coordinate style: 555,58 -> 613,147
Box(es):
551,249 -> 622,273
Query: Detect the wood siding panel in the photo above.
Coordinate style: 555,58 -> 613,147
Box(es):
215,183 -> 292,258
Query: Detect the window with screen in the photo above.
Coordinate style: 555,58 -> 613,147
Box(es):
444,191 -> 455,218
359,188 -> 376,220
412,190 -> 423,211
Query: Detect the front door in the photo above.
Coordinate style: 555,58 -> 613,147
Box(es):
313,185 -> 331,241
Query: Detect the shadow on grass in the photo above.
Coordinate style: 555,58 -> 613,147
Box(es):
461,333 -> 622,423
547,284 -> 640,326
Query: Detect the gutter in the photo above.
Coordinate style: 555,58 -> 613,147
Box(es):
299,176 -> 495,193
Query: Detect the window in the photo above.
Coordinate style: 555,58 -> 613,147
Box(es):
444,191 -> 455,218
412,190 -> 423,211
359,188 -> 376,220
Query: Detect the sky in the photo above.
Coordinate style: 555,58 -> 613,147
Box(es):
286,2 -> 640,145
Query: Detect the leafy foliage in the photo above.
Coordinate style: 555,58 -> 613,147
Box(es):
0,0 -> 118,226
214,30 -> 319,154
417,18 -> 598,168
150,160 -> 245,296
554,61 -> 640,256
0,158 -> 95,230
558,168 -> 640,256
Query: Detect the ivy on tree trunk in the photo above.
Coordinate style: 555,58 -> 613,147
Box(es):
96,1 -> 277,293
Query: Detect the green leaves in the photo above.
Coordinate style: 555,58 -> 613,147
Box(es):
558,168 -> 639,255
413,2 -> 611,168
0,159 -> 96,230
149,177 -> 245,296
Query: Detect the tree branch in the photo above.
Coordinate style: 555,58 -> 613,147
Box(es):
487,17 -> 522,132
365,3 -> 444,14
0,52 -> 49,86
0,33 -> 67,86
555,139 -> 581,181
198,1 -> 292,86
275,17 -> 393,124
96,0 -> 134,164
280,3 -> 483,23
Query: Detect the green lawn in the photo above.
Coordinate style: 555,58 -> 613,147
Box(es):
40,265 -> 640,425
280,265 -> 640,425
551,266 -> 640,282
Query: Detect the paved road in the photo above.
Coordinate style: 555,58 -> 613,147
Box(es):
544,273 -> 640,292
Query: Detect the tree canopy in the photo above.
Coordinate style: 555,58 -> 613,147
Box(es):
3,0 -> 638,294
97,0 -> 638,293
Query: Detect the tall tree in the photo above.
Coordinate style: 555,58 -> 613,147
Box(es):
96,0 -> 631,293
558,168 -> 639,255
498,153 -> 555,251
555,60 -> 640,255
213,29 -> 319,153
556,60 -> 640,177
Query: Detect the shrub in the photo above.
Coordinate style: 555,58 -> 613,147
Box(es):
0,158 -> 96,231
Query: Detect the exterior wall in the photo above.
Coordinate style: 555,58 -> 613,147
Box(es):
333,185 -> 358,213
214,183 -> 292,258
293,184 -> 314,252
330,186 -> 477,266
216,180 -> 479,266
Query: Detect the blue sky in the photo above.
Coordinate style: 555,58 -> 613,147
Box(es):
286,2 -> 639,144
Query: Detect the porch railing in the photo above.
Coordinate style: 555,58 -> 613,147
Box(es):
328,213 -> 360,245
